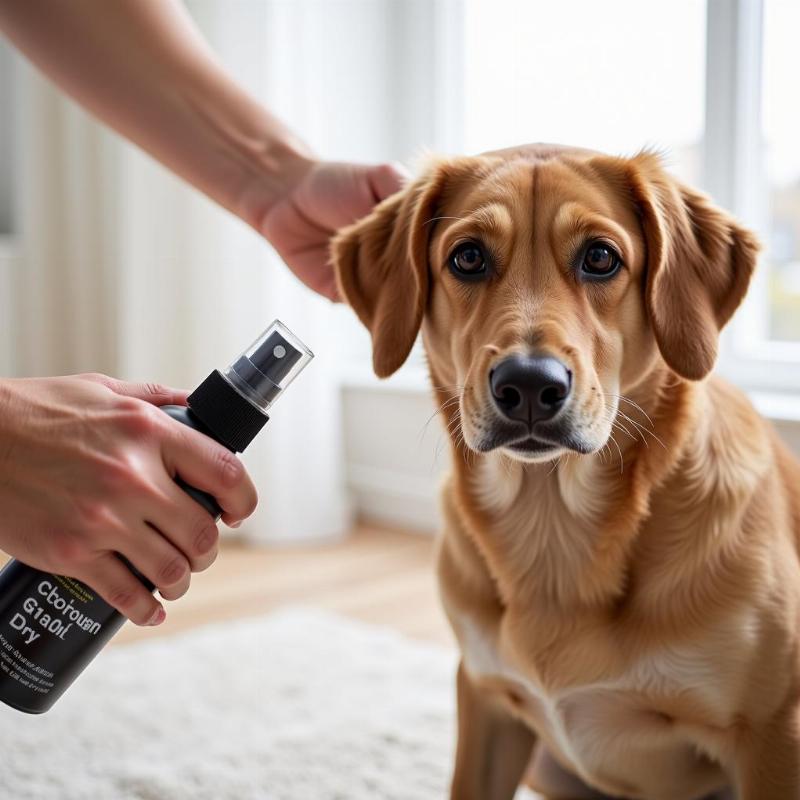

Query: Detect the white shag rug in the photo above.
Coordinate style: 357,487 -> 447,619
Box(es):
0,608 -> 465,800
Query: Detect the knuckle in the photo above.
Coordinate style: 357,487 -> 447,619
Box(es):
100,455 -> 150,498
193,520 -> 219,556
99,458 -> 133,491
157,555 -> 190,587
216,450 -> 243,489
48,534 -> 87,570
73,497 -> 113,530
107,585 -> 137,613
159,576 -> 190,601
117,399 -> 161,438
143,381 -> 169,399
78,372 -> 109,386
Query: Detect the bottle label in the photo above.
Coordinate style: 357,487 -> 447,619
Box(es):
4,576 -> 102,645
0,629 -> 57,697
0,564 -> 122,711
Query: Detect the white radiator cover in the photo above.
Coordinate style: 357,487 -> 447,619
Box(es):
342,373 -> 449,535
0,237 -> 20,377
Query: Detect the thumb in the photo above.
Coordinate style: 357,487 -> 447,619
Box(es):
367,162 -> 410,202
97,376 -> 189,406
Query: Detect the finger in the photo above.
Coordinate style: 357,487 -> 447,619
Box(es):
368,162 -> 409,201
161,422 -> 258,523
145,480 -> 220,573
75,554 -> 165,626
317,264 -> 341,302
98,376 -> 189,407
118,521 -> 193,601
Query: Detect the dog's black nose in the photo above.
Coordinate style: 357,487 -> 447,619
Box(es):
490,355 -> 571,423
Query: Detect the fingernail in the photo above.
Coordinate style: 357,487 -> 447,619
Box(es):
229,520 -> 242,529
147,606 -> 166,626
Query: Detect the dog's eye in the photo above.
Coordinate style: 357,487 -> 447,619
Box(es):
449,242 -> 488,280
581,242 -> 621,279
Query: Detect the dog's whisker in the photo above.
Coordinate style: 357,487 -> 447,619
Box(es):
419,393 -> 462,442
432,428 -> 449,470
431,383 -> 466,397
546,455 -> 562,477
446,414 -> 463,434
448,418 -> 476,468
616,415 -> 649,449
602,392 -> 655,428
617,409 -> 667,450
610,420 -> 638,443
607,432 -> 624,474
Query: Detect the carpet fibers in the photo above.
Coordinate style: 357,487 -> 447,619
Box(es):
0,608 -> 462,800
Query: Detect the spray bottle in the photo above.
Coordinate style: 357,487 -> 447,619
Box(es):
0,320 -> 313,714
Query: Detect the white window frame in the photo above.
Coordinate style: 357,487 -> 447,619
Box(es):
708,0 -> 800,395
343,0 -> 800,412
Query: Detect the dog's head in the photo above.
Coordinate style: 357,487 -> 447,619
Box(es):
332,146 -> 759,463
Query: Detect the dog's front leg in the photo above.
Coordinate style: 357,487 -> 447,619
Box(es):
733,701 -> 800,800
450,660 -> 536,800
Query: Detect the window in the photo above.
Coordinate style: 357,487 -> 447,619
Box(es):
762,0 -> 800,344
703,0 -> 800,393
461,0 -> 706,184
452,0 -> 800,399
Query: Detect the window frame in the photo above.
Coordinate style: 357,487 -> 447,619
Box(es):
708,0 -> 800,393
348,0 -> 800,406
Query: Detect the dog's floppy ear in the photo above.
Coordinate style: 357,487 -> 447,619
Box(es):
625,153 -> 760,380
331,165 -> 449,378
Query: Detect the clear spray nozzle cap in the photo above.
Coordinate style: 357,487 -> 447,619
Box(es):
223,320 -> 313,413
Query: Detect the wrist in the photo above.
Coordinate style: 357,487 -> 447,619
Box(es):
233,141 -> 316,232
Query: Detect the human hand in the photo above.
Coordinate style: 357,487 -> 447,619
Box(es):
0,374 -> 257,626
259,160 -> 408,300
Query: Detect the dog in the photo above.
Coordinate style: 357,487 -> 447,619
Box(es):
331,143 -> 800,800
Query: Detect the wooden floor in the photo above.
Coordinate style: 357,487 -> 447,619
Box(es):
113,521 -> 455,648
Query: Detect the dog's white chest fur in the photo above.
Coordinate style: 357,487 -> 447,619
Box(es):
456,606 -> 753,797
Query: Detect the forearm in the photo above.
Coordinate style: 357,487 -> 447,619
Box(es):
0,0 -> 311,227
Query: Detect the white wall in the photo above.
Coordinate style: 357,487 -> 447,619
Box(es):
343,373 -> 449,533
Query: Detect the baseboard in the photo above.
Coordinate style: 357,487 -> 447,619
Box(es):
347,462 -> 441,534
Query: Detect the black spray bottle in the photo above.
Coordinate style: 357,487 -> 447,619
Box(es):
0,320 -> 313,714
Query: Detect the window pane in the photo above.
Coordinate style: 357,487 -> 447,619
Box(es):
763,0 -> 800,343
463,0 -> 706,185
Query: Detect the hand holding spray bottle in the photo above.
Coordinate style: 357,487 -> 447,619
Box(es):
0,320 -> 313,714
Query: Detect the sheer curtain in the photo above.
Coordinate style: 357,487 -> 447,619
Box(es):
9,0 -> 431,543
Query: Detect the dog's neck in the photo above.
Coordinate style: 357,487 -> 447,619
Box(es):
440,366 -> 703,612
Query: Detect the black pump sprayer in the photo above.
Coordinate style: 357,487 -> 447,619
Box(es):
0,320 -> 313,714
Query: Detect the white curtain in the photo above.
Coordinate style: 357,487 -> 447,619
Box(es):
9,0 -> 429,544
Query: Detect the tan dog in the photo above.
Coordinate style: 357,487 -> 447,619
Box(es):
332,144 -> 800,800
